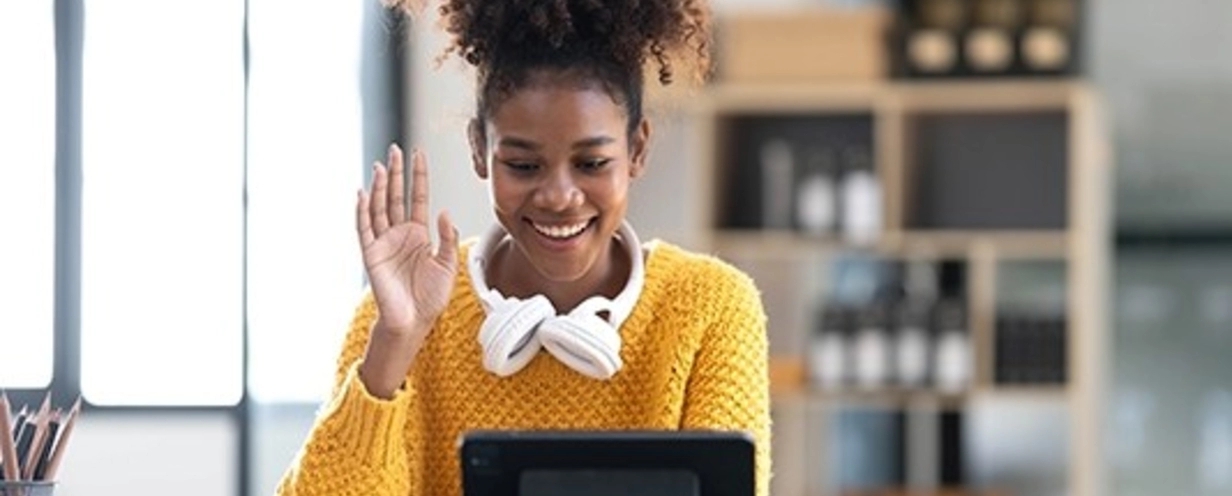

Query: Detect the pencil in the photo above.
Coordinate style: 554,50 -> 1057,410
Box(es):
21,394 -> 52,480
42,397 -> 81,481
32,410 -> 61,481
0,393 -> 21,481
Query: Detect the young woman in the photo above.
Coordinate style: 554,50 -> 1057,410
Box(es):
276,1 -> 770,495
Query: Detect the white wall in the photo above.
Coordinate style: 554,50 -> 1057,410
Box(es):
56,412 -> 236,496
251,405 -> 319,496
407,8 -> 487,239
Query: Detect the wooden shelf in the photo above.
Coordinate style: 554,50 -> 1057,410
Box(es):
682,79 -> 1089,115
839,489 -> 1010,496
710,229 -> 1068,259
970,384 -> 1070,402
773,387 -> 969,410
703,82 -> 882,113
888,230 -> 1069,259
710,230 -> 863,259
893,79 -> 1086,112
772,385 -> 1069,409
770,357 -> 1070,409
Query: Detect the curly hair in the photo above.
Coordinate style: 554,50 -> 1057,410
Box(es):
391,0 -> 712,135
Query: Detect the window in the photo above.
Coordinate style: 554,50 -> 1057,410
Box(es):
246,0 -> 367,403
80,0 -> 246,406
0,0 -> 56,389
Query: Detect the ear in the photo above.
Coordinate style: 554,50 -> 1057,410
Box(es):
629,118 -> 652,179
468,118 -> 489,179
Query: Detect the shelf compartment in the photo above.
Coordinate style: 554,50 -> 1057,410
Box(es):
902,111 -> 1070,231
713,113 -> 876,232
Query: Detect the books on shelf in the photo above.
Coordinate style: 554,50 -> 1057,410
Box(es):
995,311 -> 1067,385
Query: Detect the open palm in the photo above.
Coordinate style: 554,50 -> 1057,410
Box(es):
357,145 -> 458,335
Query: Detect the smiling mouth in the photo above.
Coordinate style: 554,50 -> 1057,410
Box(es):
529,218 -> 594,240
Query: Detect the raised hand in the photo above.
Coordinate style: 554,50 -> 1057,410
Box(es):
356,144 -> 459,397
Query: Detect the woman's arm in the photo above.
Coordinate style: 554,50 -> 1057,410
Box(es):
274,292 -> 424,496
679,270 -> 773,496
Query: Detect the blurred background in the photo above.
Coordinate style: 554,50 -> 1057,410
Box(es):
0,0 -> 1229,495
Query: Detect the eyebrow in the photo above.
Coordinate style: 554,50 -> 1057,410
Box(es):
497,135 -> 617,151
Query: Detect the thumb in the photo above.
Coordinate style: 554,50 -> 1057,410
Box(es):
435,210 -> 459,267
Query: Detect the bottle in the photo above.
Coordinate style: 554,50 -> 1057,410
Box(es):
853,303 -> 892,390
840,145 -> 881,246
795,146 -> 838,237
932,300 -> 971,393
1022,0 -> 1075,72
760,139 -> 795,230
907,0 -> 965,74
809,305 -> 850,390
894,300 -> 933,388
966,0 -> 1021,73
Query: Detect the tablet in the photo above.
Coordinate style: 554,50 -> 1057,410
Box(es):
459,430 -> 756,496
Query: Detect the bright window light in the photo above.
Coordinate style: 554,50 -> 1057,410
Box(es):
246,0 -> 366,403
80,0 -> 245,406
0,0 -> 56,390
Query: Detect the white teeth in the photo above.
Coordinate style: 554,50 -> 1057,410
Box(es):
532,220 -> 589,239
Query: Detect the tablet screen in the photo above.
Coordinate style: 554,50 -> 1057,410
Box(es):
520,469 -> 699,496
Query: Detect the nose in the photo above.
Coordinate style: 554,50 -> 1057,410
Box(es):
533,167 -> 584,212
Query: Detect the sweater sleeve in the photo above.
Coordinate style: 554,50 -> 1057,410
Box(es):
274,291 -> 424,496
679,268 -> 773,496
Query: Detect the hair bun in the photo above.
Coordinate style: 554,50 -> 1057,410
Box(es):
435,0 -> 712,87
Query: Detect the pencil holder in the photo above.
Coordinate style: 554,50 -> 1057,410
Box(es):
0,481 -> 55,496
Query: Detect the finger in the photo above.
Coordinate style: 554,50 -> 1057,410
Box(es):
356,189 -> 375,247
371,162 -> 390,235
435,210 -> 459,267
387,143 -> 406,225
410,149 -> 429,225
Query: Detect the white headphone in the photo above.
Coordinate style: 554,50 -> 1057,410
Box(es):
467,220 -> 645,380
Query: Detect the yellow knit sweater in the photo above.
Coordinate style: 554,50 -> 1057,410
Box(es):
275,239 -> 771,496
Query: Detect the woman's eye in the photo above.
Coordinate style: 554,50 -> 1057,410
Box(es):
578,158 -> 612,171
503,161 -> 538,172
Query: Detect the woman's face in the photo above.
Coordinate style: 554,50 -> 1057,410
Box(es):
470,80 -> 650,285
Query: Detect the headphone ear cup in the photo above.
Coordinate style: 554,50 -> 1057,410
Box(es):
480,295 -> 554,376
539,313 -> 623,380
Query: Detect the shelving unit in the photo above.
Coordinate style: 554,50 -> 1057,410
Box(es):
671,80 -> 1110,496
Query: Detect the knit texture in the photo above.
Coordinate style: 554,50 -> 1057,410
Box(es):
275,239 -> 771,496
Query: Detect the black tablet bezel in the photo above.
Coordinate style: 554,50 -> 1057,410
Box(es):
459,430 -> 756,496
